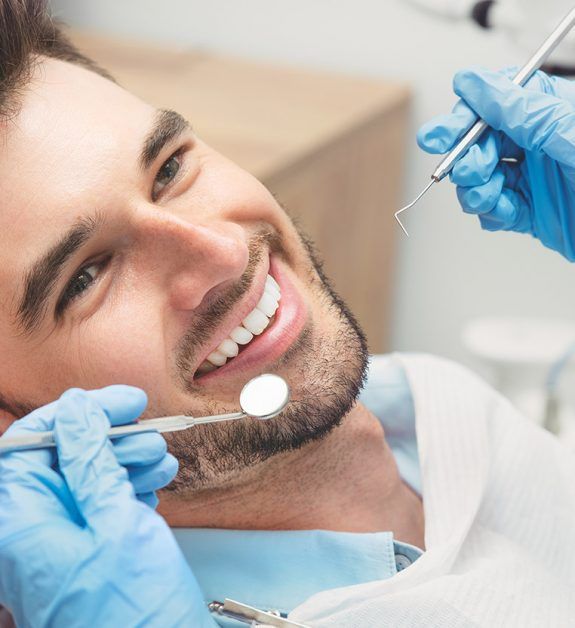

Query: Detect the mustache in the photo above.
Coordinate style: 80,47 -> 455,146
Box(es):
175,229 -> 281,386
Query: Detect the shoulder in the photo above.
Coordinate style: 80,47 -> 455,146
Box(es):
361,353 -> 498,423
360,354 -> 411,404
359,354 -> 414,431
362,352 -> 486,395
394,352 -> 496,397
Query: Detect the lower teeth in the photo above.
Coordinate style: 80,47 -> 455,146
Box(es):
196,362 -> 218,375
196,313 -> 276,376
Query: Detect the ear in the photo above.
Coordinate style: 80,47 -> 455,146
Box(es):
0,408 -> 17,436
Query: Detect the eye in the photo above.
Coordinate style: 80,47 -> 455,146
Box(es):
152,152 -> 182,200
57,261 -> 105,315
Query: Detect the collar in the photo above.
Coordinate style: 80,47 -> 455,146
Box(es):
173,527 -> 421,619
172,355 -> 423,622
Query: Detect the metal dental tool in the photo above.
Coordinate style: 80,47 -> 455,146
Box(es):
0,373 -> 290,454
394,6 -> 575,237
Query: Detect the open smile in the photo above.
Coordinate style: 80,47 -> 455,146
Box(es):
193,256 -> 308,383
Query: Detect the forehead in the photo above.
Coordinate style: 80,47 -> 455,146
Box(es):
2,56 -> 155,190
0,58 -> 155,290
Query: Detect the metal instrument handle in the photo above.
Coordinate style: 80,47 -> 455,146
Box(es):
0,411 -> 248,454
0,419 -> 179,453
433,7 -> 575,182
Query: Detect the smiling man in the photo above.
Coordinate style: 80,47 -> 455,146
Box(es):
2,2 -> 575,627
0,3 -> 412,529
0,0 -> 424,584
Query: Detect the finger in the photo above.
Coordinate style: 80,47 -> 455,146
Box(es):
2,385 -> 147,440
453,67 -> 575,164
0,385 -> 147,476
2,384 -> 146,442
451,131 -> 500,187
417,99 -> 478,154
54,389 -> 136,527
136,491 -> 159,509
112,431 -> 167,467
478,212 -> 505,232
1,409 -> 59,470
86,385 -> 147,427
478,187 -> 531,233
456,169 -> 506,215
522,68 -> 575,103
126,454 -> 179,494
456,161 -> 521,215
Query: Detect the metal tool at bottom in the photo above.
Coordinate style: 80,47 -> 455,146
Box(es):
208,599 -> 310,627
395,6 -> 575,236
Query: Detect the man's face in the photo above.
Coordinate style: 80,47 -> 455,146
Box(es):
0,58 -> 368,490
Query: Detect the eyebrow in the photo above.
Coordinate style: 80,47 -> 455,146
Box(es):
17,214 -> 103,335
16,109 -> 190,335
140,109 -> 190,171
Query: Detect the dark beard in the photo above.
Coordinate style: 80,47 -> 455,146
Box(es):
164,227 -> 369,494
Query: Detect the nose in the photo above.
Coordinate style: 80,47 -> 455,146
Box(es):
136,211 -> 249,311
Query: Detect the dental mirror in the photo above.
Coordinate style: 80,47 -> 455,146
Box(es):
239,373 -> 290,420
0,374 -> 291,454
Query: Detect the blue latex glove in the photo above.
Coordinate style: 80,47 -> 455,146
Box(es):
0,388 -> 216,628
103,386 -> 178,509
417,67 -> 575,261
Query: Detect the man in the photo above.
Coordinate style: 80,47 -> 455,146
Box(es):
1,1 -> 575,627
0,1 -> 423,625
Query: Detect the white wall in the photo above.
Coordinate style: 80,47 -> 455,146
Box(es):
51,0 -> 575,366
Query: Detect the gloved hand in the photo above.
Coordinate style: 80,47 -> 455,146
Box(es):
0,388 -> 216,628
417,67 -> 575,261
104,386 -> 178,510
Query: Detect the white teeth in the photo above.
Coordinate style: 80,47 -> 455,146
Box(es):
230,326 -> 253,345
257,291 -> 279,317
207,350 -> 227,367
265,276 -> 280,299
242,308 -> 270,335
197,273 -> 281,375
196,361 -> 218,375
218,338 -> 239,358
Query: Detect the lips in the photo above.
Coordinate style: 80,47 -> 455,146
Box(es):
196,274 -> 281,375
193,257 -> 308,383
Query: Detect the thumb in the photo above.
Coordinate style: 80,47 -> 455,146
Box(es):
86,385 -> 148,427
417,99 -> 478,154
453,67 -> 575,166
54,389 -> 136,530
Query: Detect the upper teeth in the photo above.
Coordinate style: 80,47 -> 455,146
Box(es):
202,274 -> 281,371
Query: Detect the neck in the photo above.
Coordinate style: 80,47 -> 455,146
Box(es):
159,403 -> 425,548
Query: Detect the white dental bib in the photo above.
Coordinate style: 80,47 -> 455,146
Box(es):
292,354 -> 575,627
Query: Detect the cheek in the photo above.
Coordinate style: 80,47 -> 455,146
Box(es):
79,315 -> 167,390
196,154 -> 310,266
196,150 -> 287,226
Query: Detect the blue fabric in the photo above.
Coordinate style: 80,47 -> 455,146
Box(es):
361,355 -> 421,496
173,355 -> 423,625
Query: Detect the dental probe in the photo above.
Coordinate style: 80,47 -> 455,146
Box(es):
0,373 -> 290,454
395,6 -> 575,237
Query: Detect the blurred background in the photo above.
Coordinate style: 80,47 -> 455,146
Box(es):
50,0 -> 575,438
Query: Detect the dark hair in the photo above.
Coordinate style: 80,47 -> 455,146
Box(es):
0,0 -> 111,119
0,1 -> 110,419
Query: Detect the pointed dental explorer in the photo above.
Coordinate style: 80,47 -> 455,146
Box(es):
394,6 -> 575,237
394,179 -> 436,237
